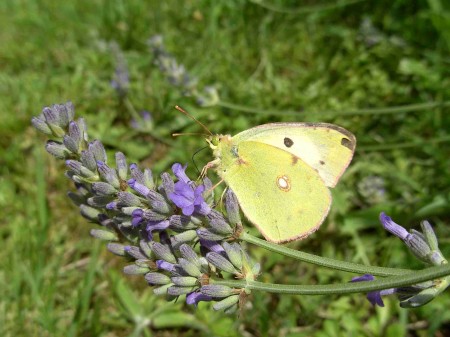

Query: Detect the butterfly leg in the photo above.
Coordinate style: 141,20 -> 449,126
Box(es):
200,159 -> 219,178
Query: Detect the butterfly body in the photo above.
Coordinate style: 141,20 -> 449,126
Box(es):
208,123 -> 356,243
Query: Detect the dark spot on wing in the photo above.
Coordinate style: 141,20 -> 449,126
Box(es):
341,137 -> 353,150
284,137 -> 294,148
291,155 -> 299,165
319,160 -> 325,165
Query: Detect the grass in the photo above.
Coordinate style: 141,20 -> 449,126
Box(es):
1,0 -> 450,336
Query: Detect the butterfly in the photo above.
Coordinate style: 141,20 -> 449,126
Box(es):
206,123 -> 356,243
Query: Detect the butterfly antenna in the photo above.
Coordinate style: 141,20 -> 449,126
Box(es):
172,132 -> 209,137
175,105 -> 213,136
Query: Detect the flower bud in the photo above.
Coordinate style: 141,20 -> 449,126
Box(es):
88,195 -> 114,208
169,215 -> 196,230
107,243 -> 127,256
143,169 -> 155,190
115,152 -> 128,180
92,182 -> 117,196
145,272 -> 171,285
160,172 -> 174,198
212,294 -> 239,311
168,286 -> 196,296
170,230 -> 197,248
200,285 -> 235,298
225,189 -> 241,225
151,242 -> 177,264
206,210 -> 233,235
125,246 -> 147,260
79,204 -> 100,221
68,121 -> 81,145
147,189 -> 171,214
97,161 -> 120,189
178,258 -> 202,277
31,116 -> 52,135
153,283 -> 173,295
222,242 -> 243,270
117,192 -> 141,207
46,141 -> 70,159
63,135 -> 79,154
196,228 -> 227,241
123,264 -> 150,275
171,276 -> 198,287
179,244 -> 201,267
206,252 -> 238,274
90,229 -> 118,241
80,150 -> 97,172
89,140 -> 107,163
419,222 -> 435,250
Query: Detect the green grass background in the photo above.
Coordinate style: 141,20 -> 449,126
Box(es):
1,0 -> 450,336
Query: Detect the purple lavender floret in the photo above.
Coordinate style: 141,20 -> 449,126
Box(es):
351,274 -> 385,307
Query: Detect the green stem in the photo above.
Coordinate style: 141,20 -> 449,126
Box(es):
217,100 -> 450,117
241,232 -> 411,276
212,264 -> 450,295
249,0 -> 365,14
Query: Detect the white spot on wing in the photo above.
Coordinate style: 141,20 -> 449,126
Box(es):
277,175 -> 291,191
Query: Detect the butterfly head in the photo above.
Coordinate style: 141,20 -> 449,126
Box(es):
206,134 -> 232,148
206,134 -> 233,161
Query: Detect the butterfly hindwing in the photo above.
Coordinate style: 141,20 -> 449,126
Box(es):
220,141 -> 331,243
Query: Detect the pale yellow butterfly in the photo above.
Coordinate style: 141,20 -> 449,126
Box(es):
206,123 -> 356,243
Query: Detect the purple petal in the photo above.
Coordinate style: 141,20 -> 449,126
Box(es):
106,201 -> 117,210
128,179 -> 151,197
186,292 -> 213,306
200,239 -> 225,253
170,193 -> 193,208
182,204 -> 195,216
352,274 -> 375,282
170,181 -> 194,205
172,163 -> 191,184
367,291 -> 385,307
194,202 -> 211,216
194,185 -> 205,199
146,220 -> 170,234
156,260 -> 175,272
351,274 -> 385,307
380,213 -> 409,240
131,216 -> 143,227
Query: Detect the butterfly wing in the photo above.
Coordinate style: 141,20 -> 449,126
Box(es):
232,123 -> 356,187
220,140 -> 331,243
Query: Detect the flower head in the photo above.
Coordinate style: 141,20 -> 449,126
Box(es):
380,213 -> 447,265
170,182 -> 211,216
169,164 -> 211,216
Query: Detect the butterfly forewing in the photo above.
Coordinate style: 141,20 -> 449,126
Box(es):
232,123 -> 356,187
